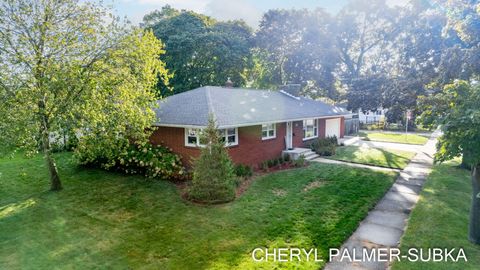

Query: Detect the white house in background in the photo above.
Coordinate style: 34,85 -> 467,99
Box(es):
357,108 -> 387,124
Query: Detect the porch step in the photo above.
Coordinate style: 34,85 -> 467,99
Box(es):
303,150 -> 319,161
282,147 -> 319,161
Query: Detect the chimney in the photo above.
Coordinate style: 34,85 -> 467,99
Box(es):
225,77 -> 233,88
282,83 -> 302,97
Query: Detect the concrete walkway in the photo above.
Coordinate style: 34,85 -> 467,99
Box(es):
340,136 -> 422,152
312,157 -> 401,172
324,130 -> 440,270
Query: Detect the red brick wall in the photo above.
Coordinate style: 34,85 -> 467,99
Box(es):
150,126 -> 201,165
293,116 -> 345,148
150,124 -> 288,168
228,123 -> 286,168
318,119 -> 326,138
150,116 -> 345,168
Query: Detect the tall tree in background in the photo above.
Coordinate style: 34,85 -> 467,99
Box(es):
0,0 -> 168,191
143,6 -> 253,96
255,9 -> 338,99
334,0 -> 400,111
437,0 -> 480,82
383,0 -> 448,122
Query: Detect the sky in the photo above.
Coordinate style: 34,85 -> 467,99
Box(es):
111,0 -> 410,28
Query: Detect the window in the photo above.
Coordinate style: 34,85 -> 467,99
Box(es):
185,128 -> 238,147
221,128 -> 238,146
303,119 -> 318,140
261,123 -> 276,140
185,128 -> 204,147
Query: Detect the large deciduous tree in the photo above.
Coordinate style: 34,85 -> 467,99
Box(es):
0,0 -> 168,191
334,0 -> 399,108
418,80 -> 480,244
143,7 -> 253,96
255,9 -> 338,99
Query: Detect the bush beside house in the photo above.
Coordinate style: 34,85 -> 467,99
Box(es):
75,139 -> 187,181
310,136 -> 338,156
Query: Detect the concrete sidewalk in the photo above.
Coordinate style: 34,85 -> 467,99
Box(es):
324,130 -> 440,270
312,157 -> 401,172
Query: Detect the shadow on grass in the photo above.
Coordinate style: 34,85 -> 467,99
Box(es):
329,146 -> 414,169
0,152 -> 397,269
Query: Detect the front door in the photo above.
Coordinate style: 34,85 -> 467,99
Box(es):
286,121 -> 293,150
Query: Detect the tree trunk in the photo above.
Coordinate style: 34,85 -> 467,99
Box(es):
40,114 -> 62,191
469,164 -> 480,244
461,150 -> 472,170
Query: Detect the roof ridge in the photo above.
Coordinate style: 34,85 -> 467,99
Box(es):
205,86 -> 216,119
279,89 -> 301,100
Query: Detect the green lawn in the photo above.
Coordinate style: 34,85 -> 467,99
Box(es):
392,160 -> 480,270
327,146 -> 416,169
0,152 -> 397,269
359,132 -> 429,145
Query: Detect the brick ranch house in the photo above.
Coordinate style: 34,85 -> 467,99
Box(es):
150,85 -> 349,168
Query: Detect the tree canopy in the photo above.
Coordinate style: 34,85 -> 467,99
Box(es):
143,6 -> 253,96
255,8 -> 338,98
0,0 -> 169,190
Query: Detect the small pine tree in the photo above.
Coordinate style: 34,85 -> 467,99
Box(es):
188,116 -> 236,203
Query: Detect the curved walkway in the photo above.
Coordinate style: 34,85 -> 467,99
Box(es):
324,130 -> 440,270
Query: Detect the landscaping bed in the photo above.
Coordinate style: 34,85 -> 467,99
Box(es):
326,145 -> 416,169
392,160 -> 480,269
0,152 -> 397,269
358,132 -> 429,145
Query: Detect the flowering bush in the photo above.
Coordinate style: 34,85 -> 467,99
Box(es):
115,143 -> 187,181
75,139 -> 187,181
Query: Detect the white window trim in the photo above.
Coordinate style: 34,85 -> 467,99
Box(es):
185,128 -> 204,147
222,128 -> 239,147
185,128 -> 238,147
303,119 -> 318,141
261,123 -> 276,140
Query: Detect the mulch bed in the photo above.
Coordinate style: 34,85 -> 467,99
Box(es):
175,161 -> 310,205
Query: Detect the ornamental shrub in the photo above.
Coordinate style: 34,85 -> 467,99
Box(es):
234,164 -> 253,178
114,143 -> 187,180
293,154 -> 307,167
75,138 -> 186,181
188,116 -> 236,203
310,136 -> 338,156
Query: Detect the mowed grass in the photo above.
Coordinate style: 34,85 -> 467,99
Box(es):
359,132 -> 429,145
0,152 -> 397,269
392,160 -> 480,270
327,146 -> 416,169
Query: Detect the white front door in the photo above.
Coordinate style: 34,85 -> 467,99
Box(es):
325,118 -> 341,138
286,121 -> 293,149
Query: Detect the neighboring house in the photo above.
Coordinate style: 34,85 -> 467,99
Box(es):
151,85 -> 349,168
357,108 -> 386,124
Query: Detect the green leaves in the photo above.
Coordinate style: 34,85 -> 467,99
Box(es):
188,116 -> 236,203
144,8 -> 253,96
424,81 -> 480,167
0,0 -> 170,189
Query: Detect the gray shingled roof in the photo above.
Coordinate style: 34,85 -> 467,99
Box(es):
154,86 -> 348,128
